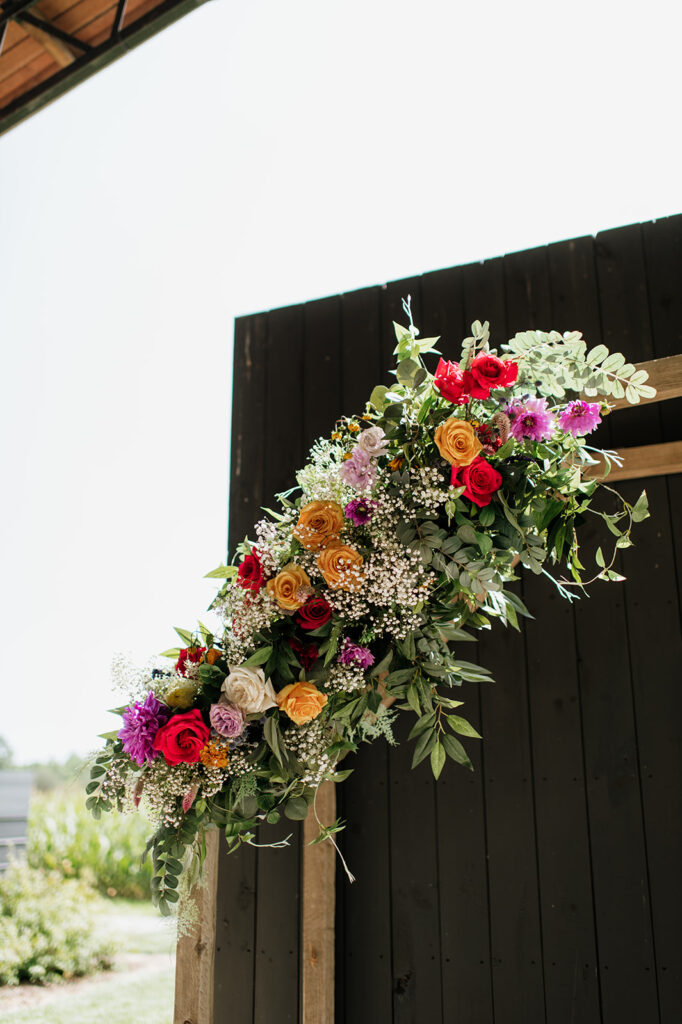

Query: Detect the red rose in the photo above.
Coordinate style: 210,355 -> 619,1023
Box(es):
434,358 -> 469,405
464,355 -> 518,399
175,647 -> 205,677
289,637 -> 319,670
451,456 -> 503,507
296,595 -> 332,630
237,549 -> 264,593
152,709 -> 210,766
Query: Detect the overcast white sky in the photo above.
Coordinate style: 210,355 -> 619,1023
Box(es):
1,0 -> 680,763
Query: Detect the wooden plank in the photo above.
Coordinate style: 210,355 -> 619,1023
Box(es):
642,214 -> 682,444
619,476 -> 682,1023
639,213 -> 682,1022
302,781 -> 336,1024
212,840 -> 257,1022
253,302 -> 305,1024
336,284 -> 392,1024
578,227 -> 661,1023
17,11 -> 76,66
470,246 -> 549,1024
337,736 -> 393,1023
530,236 -> 602,1023
572,509 -> 659,1024
584,440 -> 682,482
302,294 -> 342,449
422,261 -> 495,1023
0,0 -> 161,100
658,472 -> 682,1021
388,716 -> 443,1024
594,224 -> 660,450
609,354 -> 682,411
379,275 -> 442,1023
174,829 -> 219,1024
209,313 -> 267,1024
229,314 -> 267,546
339,285 -> 382,416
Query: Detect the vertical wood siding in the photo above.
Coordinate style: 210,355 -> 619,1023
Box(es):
218,215 -> 682,1023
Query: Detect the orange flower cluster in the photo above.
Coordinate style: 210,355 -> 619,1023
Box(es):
199,739 -> 230,769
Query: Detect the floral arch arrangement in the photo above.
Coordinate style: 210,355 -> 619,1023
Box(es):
89,308 -> 653,914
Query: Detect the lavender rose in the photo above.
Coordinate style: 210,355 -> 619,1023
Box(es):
209,700 -> 245,738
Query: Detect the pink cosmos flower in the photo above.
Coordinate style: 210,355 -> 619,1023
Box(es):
508,398 -> 555,441
340,448 -> 378,491
558,400 -> 602,437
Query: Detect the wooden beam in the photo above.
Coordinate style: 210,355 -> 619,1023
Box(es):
608,353 -> 682,410
174,828 -> 219,1024
584,440 -> 682,482
16,12 -> 76,67
302,781 -> 336,1024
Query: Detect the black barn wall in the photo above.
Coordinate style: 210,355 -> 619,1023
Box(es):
214,216 -> 682,1024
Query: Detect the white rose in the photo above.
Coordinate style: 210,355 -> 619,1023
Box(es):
357,426 -> 388,458
222,664 -> 277,715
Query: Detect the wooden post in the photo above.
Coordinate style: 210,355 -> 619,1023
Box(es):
302,781 -> 337,1024
174,829 -> 220,1024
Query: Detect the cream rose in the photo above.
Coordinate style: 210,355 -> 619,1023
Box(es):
356,426 -> 389,458
222,665 -> 277,715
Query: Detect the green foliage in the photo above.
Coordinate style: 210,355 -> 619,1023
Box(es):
506,329 -> 656,402
0,862 -> 114,986
88,309 -> 653,905
28,788 -> 153,900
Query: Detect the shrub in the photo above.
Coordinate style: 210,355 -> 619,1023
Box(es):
28,789 -> 153,900
0,862 -> 114,985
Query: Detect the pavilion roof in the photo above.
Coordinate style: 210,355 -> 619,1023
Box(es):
0,0 -> 209,135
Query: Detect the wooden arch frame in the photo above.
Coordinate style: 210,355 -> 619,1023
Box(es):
172,351 -> 682,1024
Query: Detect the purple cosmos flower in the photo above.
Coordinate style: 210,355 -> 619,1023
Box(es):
558,400 -> 602,437
210,700 -> 245,739
118,691 -> 170,766
340,448 -> 378,491
338,639 -> 375,670
508,397 -> 556,442
345,497 -> 378,526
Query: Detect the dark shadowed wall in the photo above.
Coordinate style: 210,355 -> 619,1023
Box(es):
215,216 -> 682,1024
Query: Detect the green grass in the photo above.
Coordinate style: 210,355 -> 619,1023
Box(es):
2,964 -> 175,1024
94,898 -> 176,956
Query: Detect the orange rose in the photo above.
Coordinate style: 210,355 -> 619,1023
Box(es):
206,648 -> 221,666
293,500 -> 344,550
434,417 -> 482,467
276,681 -> 328,725
316,540 -> 364,591
266,563 -> 311,611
